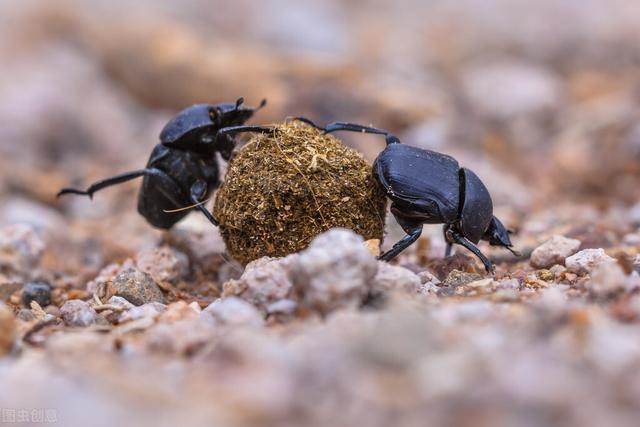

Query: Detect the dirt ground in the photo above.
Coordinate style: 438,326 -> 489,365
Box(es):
1,1 -> 640,426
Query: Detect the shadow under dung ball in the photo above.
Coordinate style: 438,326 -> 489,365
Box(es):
213,123 -> 387,264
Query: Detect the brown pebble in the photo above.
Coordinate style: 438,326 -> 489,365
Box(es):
106,268 -> 165,306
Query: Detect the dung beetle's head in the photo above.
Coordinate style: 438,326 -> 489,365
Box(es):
159,98 -> 266,154
483,216 -> 519,256
211,97 -> 267,128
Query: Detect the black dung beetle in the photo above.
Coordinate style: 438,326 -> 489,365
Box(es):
292,118 -> 518,273
58,98 -> 266,229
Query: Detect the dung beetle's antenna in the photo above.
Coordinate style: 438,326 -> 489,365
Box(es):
257,98 -> 267,110
234,97 -> 245,110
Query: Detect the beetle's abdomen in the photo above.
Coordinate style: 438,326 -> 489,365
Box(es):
374,144 -> 461,223
458,168 -> 493,243
137,174 -> 188,229
138,146 -> 219,229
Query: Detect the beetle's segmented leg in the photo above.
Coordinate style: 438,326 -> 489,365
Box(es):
189,181 -> 219,226
448,229 -> 494,274
290,118 -> 400,145
443,225 -> 454,257
289,117 -> 324,130
216,125 -> 276,138
445,243 -> 453,257
378,215 -> 423,262
378,226 -> 423,262
57,169 -> 149,199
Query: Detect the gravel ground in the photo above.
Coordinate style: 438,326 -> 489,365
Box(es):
1,1 -> 640,426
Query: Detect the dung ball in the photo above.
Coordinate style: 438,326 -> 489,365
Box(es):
213,122 -> 387,264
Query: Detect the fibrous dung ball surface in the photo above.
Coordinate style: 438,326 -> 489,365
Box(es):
213,123 -> 387,264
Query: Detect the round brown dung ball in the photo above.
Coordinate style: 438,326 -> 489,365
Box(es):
213,122 -> 387,264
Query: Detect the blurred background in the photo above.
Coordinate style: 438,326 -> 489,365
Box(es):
2,2 -> 640,426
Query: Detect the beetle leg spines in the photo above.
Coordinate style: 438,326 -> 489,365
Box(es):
57,169 -> 150,200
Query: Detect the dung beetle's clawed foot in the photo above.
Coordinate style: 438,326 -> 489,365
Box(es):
57,188 -> 94,200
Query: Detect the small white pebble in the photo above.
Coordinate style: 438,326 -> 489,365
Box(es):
530,235 -> 581,269
565,248 -> 616,275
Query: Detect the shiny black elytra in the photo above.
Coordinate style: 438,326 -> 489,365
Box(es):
293,118 -> 518,273
58,98 -> 266,229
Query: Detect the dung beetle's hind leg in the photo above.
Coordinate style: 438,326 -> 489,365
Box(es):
447,229 -> 494,274
378,214 -> 423,262
189,180 -> 219,226
290,117 -> 400,146
443,225 -> 453,257
57,169 -> 150,199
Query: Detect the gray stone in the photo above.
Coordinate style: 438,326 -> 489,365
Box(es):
135,245 -> 189,283
290,229 -> 377,313
223,257 -> 294,307
20,281 -> 51,307
107,268 -> 164,306
60,300 -> 100,327
565,249 -> 616,275
530,235 -> 581,268
0,224 -> 45,277
203,297 -> 264,327
587,262 -> 626,296
373,263 -> 421,293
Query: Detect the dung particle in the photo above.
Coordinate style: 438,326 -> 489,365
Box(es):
213,122 -> 387,264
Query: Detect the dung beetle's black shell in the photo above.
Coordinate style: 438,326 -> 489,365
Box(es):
159,104 -> 213,144
459,168 -> 493,243
374,144 -> 461,223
